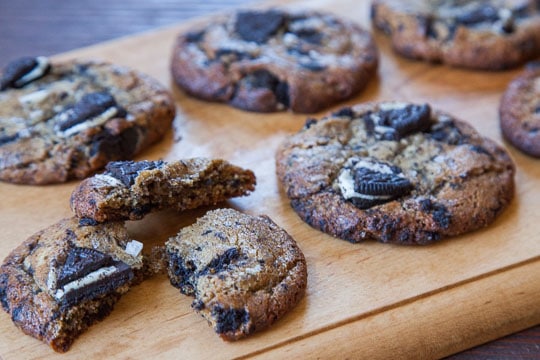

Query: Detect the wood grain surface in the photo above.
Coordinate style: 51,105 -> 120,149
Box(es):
1,0 -> 539,359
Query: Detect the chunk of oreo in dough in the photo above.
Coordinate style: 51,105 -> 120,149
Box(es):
105,160 -> 165,187
369,104 -> 432,140
0,56 -> 51,90
234,10 -> 285,44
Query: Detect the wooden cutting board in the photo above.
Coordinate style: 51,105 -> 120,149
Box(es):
1,0 -> 539,358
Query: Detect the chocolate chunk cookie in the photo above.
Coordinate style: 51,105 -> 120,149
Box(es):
371,0 -> 540,70
499,61 -> 540,157
70,158 -> 256,222
0,217 -> 145,352
0,57 -> 175,184
166,208 -> 307,340
171,8 -> 378,113
276,102 -> 515,245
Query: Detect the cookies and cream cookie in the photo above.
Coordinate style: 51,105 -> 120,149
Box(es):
0,57 -> 175,184
276,102 -> 515,245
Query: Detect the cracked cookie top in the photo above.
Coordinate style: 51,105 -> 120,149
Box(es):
170,8 -> 378,113
276,101 -> 515,245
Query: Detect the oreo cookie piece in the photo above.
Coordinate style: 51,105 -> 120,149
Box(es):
171,8 -> 378,113
0,58 -> 175,184
371,0 -> 540,70
0,217 -> 145,352
499,61 -> 540,157
276,101 -> 515,245
166,208 -> 307,340
70,158 -> 256,222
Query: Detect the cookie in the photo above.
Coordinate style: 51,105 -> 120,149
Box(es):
276,102 -> 515,245
499,61 -> 540,157
170,8 -> 378,113
165,208 -> 307,340
0,57 -> 175,184
70,158 -> 256,222
371,0 -> 540,70
0,217 -> 145,352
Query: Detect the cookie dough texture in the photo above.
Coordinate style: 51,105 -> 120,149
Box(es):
276,102 -> 515,245
499,61 -> 540,157
0,57 -> 175,184
371,0 -> 540,70
70,158 -> 257,222
171,8 -> 378,113
166,208 -> 307,340
0,217 -> 144,352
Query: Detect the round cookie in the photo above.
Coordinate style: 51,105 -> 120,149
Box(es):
0,217 -> 145,352
70,158 -> 256,222
165,208 -> 307,340
171,8 -> 378,113
276,102 -> 515,245
371,0 -> 540,70
0,57 -> 176,184
499,61 -> 540,157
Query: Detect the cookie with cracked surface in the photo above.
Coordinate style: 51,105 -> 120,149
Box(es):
165,208 -> 307,340
371,0 -> 540,70
70,158 -> 256,222
171,8 -> 378,113
276,102 -> 515,245
0,57 -> 175,184
0,217 -> 145,352
499,61 -> 540,157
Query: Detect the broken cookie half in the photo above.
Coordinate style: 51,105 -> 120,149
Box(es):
70,157 -> 256,222
165,208 -> 307,340
0,217 -> 145,352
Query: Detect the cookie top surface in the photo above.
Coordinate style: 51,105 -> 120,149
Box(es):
0,217 -> 144,351
171,8 -> 378,113
371,0 -> 540,70
0,57 -> 175,184
276,102 -> 515,245
70,158 -> 257,222
499,61 -> 540,157
165,208 -> 307,340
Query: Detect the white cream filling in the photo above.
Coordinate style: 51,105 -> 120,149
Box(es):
18,89 -> 49,105
93,174 -> 125,187
14,56 -> 49,87
53,265 -> 117,300
125,240 -> 143,257
57,106 -> 118,137
337,169 -> 393,201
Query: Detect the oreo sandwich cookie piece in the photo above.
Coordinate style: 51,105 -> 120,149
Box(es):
0,57 -> 175,184
166,208 -> 307,340
70,158 -> 256,222
499,60 -> 540,157
276,101 -> 515,245
371,0 -> 540,70
0,217 -> 145,352
171,8 -> 378,113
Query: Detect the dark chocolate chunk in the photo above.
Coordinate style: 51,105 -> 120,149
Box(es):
293,28 -> 324,45
333,107 -> 355,118
454,5 -> 499,26
200,247 -> 239,275
185,30 -> 205,43
299,60 -> 327,72
57,247 -> 115,287
0,273 -> 9,311
90,125 -> 141,161
167,250 -> 197,295
0,133 -> 19,146
234,10 -> 285,43
419,199 -> 451,228
61,261 -> 133,306
430,120 -> 468,145
243,70 -> 289,107
212,305 -> 249,334
0,56 -> 50,90
304,117 -> 318,129
105,160 -> 165,187
535,105 -> 540,114
78,218 -> 99,227
57,92 -> 125,132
